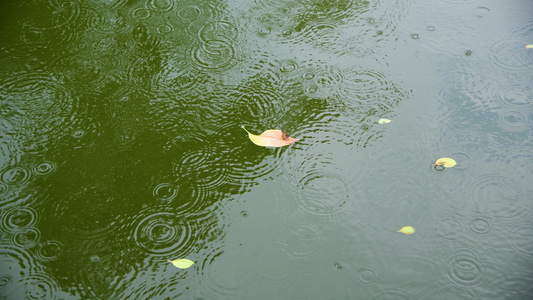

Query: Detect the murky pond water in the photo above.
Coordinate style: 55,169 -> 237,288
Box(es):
1,0 -> 533,299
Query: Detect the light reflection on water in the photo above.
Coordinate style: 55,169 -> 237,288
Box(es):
1,0 -> 533,299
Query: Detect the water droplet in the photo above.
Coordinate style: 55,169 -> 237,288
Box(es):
427,25 -> 435,31
90,255 -> 100,262
257,27 -> 271,36
469,217 -> 491,234
497,109 -> 529,132
358,267 -> 378,284
240,210 -> 248,217
71,129 -> 86,138
156,24 -> 174,34
474,7 -> 490,17
465,50 -> 473,56
153,183 -> 178,201
0,275 -> 12,287
36,240 -> 63,262
131,8 -> 151,20
33,161 -> 56,176
430,162 -> 447,174
279,61 -> 297,73
132,209 -> 198,256
282,29 -> 293,36
410,33 -> 419,40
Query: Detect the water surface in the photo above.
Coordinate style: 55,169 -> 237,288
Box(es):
1,0 -> 533,299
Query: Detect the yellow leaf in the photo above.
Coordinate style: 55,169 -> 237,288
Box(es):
526,45 -> 533,49
397,226 -> 416,234
378,118 -> 392,124
434,157 -> 457,168
241,126 -> 299,147
167,258 -> 195,269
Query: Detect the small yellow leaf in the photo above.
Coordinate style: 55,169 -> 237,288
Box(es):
241,126 -> 299,147
434,157 -> 457,168
168,258 -> 195,269
526,45 -> 533,49
397,226 -> 416,234
378,118 -> 392,124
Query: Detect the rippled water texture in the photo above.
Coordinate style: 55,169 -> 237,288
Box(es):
1,0 -> 533,299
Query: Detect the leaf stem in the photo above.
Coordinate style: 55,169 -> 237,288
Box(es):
241,125 -> 251,134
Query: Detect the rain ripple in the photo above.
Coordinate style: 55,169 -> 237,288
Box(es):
198,245 -> 259,299
190,40 -> 238,71
115,265 -> 189,299
0,206 -> 39,233
289,161 -> 350,218
489,22 -> 533,72
21,272 -> 60,300
469,217 -> 492,235
0,165 -> 32,188
189,20 -> 241,72
435,216 -> 464,241
300,65 -> 344,99
445,247 -> 486,289
358,266 -> 378,285
482,268 -> 533,299
34,240 -> 63,263
226,81 -> 288,126
176,1 -> 221,22
146,0 -> 175,12
32,161 -> 56,176
0,72 -> 77,149
152,182 -> 178,202
280,222 -> 326,260
0,245 -> 41,298
469,175 -> 527,219
12,228 -> 41,249
83,3 -> 128,35
129,207 -> 199,257
497,108 -> 531,133
369,287 -> 416,300
508,223 -> 533,258
168,131 -> 231,194
24,0 -> 81,31
52,185 -> 121,240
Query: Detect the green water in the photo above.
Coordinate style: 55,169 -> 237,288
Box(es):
1,0 -> 533,299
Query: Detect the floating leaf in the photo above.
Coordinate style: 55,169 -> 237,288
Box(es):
434,157 -> 457,168
526,45 -> 533,49
167,258 -> 195,269
241,126 -> 299,147
378,118 -> 392,124
397,226 -> 416,234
